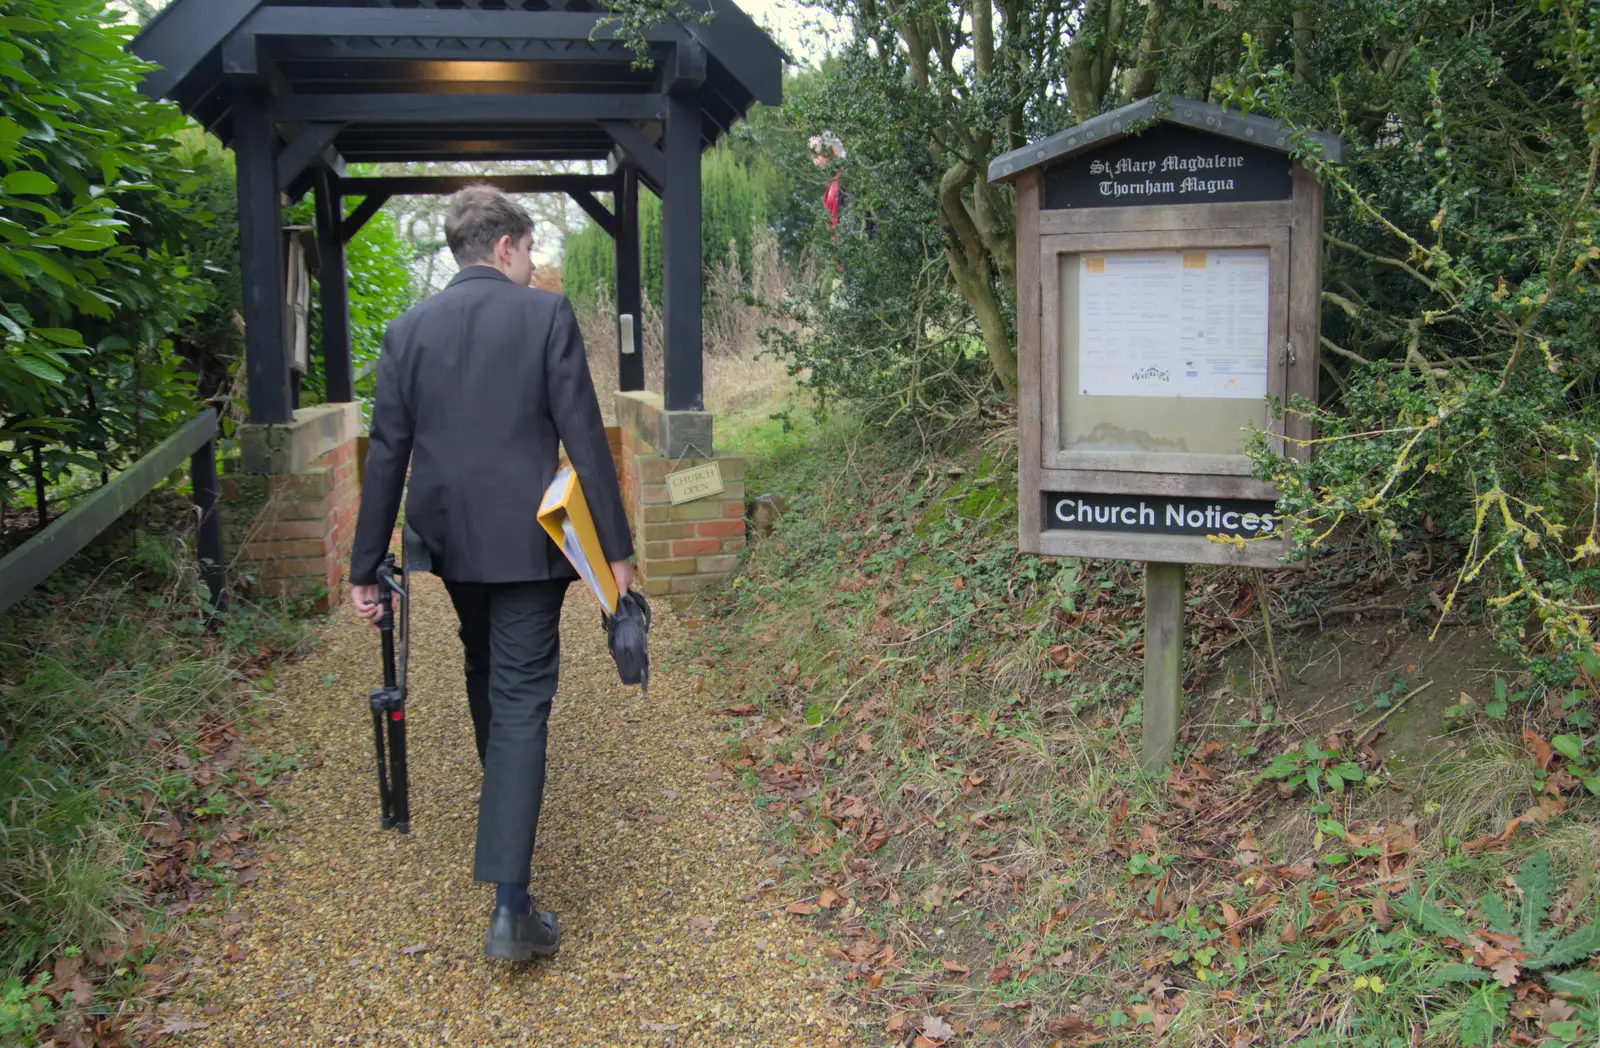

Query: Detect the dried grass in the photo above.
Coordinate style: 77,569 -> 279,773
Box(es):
576,224 -> 802,426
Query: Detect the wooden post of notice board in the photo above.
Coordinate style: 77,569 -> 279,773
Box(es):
988,94 -> 1342,774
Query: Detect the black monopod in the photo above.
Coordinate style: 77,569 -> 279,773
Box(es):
369,544 -> 410,833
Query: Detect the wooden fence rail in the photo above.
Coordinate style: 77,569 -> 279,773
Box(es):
0,409 -> 228,620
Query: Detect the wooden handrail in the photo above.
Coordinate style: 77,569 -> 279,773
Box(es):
0,409 -> 227,619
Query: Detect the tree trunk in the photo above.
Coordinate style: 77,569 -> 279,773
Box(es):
1067,0 -> 1109,117
1099,0 -> 1128,102
1067,0 -> 1127,118
1123,0 -> 1165,101
32,442 -> 47,530
973,180 -> 1016,288
946,245 -> 1018,392
939,161 -> 1017,391
1292,2 -> 1313,82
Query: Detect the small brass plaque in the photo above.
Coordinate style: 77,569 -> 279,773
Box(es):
666,461 -> 725,505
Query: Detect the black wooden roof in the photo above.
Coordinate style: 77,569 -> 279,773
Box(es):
988,94 -> 1344,185
131,0 -> 786,164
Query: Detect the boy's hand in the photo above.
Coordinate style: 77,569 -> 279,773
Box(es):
351,583 -> 385,630
610,559 -> 634,595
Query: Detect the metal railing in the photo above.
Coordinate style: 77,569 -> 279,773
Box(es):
0,409 -> 227,621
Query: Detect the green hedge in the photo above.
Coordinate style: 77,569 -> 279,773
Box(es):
562,145 -> 767,315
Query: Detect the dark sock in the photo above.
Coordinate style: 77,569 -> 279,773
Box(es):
496,882 -> 530,915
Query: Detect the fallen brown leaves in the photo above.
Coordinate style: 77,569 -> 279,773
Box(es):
35,716 -> 303,1048
917,1014 -> 958,1044
1465,794 -> 1565,853
1458,727 -> 1598,854
704,543 -> 1538,1048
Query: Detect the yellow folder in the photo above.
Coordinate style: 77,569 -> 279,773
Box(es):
538,466 -> 619,615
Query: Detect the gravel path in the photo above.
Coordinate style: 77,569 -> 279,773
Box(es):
182,568 -> 861,1047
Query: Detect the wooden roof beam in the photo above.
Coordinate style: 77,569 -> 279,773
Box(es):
568,190 -> 617,237
600,120 -> 665,189
272,93 -> 666,123
237,7 -> 686,47
277,122 -> 344,193
339,174 -> 621,197
130,0 -> 258,100
260,36 -> 659,65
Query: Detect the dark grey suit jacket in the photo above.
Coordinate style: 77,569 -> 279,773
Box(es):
349,266 -> 632,587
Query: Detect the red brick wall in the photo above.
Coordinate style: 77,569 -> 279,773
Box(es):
615,428 -> 746,603
223,436 -> 363,610
390,418 -> 743,608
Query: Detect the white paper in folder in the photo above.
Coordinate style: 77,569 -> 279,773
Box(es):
561,517 -> 609,610
539,465 -> 620,614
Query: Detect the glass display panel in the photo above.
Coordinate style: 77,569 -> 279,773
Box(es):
1058,248 -> 1272,456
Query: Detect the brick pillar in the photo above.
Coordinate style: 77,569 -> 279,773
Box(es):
222,402 -> 363,611
615,391 -> 746,609
606,425 -> 624,491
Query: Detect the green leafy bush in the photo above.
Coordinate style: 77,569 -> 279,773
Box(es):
1231,0 -> 1600,666
562,145 -> 769,317
0,973 -> 53,1042
1,5 -> 419,523
1,0 -> 219,518
1258,738 -> 1368,797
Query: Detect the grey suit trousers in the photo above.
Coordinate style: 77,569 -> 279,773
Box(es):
444,578 -> 570,885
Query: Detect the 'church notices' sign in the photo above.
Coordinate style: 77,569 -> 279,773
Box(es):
1044,493 -> 1280,540
1044,123 -> 1292,210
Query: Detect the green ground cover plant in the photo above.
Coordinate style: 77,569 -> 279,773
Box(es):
0,490 -> 316,1046
694,419 -> 1600,1047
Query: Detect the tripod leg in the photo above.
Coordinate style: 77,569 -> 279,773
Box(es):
388,709 -> 410,834
372,707 -> 394,829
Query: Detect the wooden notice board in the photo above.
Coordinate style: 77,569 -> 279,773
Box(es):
989,94 -> 1343,772
990,95 -> 1343,570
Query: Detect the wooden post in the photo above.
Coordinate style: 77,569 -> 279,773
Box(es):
190,432 -> 228,626
314,167 -> 355,403
661,93 -> 703,411
234,91 -> 293,425
1142,561 -> 1185,775
615,164 -> 644,393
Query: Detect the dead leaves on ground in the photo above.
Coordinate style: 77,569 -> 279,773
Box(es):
38,923 -> 208,1048
1464,793 -> 1566,853
918,1013 -> 958,1043
708,582 -> 1600,1048
35,717 -> 301,1048
1457,728 -> 1589,854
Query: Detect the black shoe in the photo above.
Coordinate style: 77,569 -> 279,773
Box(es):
484,905 -> 560,961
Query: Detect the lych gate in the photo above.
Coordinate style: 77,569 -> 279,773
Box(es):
129,1 -> 784,606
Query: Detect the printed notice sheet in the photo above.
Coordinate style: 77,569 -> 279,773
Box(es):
1077,248 -> 1269,399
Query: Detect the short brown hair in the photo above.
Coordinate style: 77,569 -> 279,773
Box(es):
444,185 -> 534,266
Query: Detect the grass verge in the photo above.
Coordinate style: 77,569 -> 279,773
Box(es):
686,414 -> 1600,1048
0,491 -> 318,1047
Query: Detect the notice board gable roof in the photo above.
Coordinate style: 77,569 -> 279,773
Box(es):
988,94 -> 1344,185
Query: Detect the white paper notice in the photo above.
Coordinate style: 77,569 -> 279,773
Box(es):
1077,248 -> 1269,399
